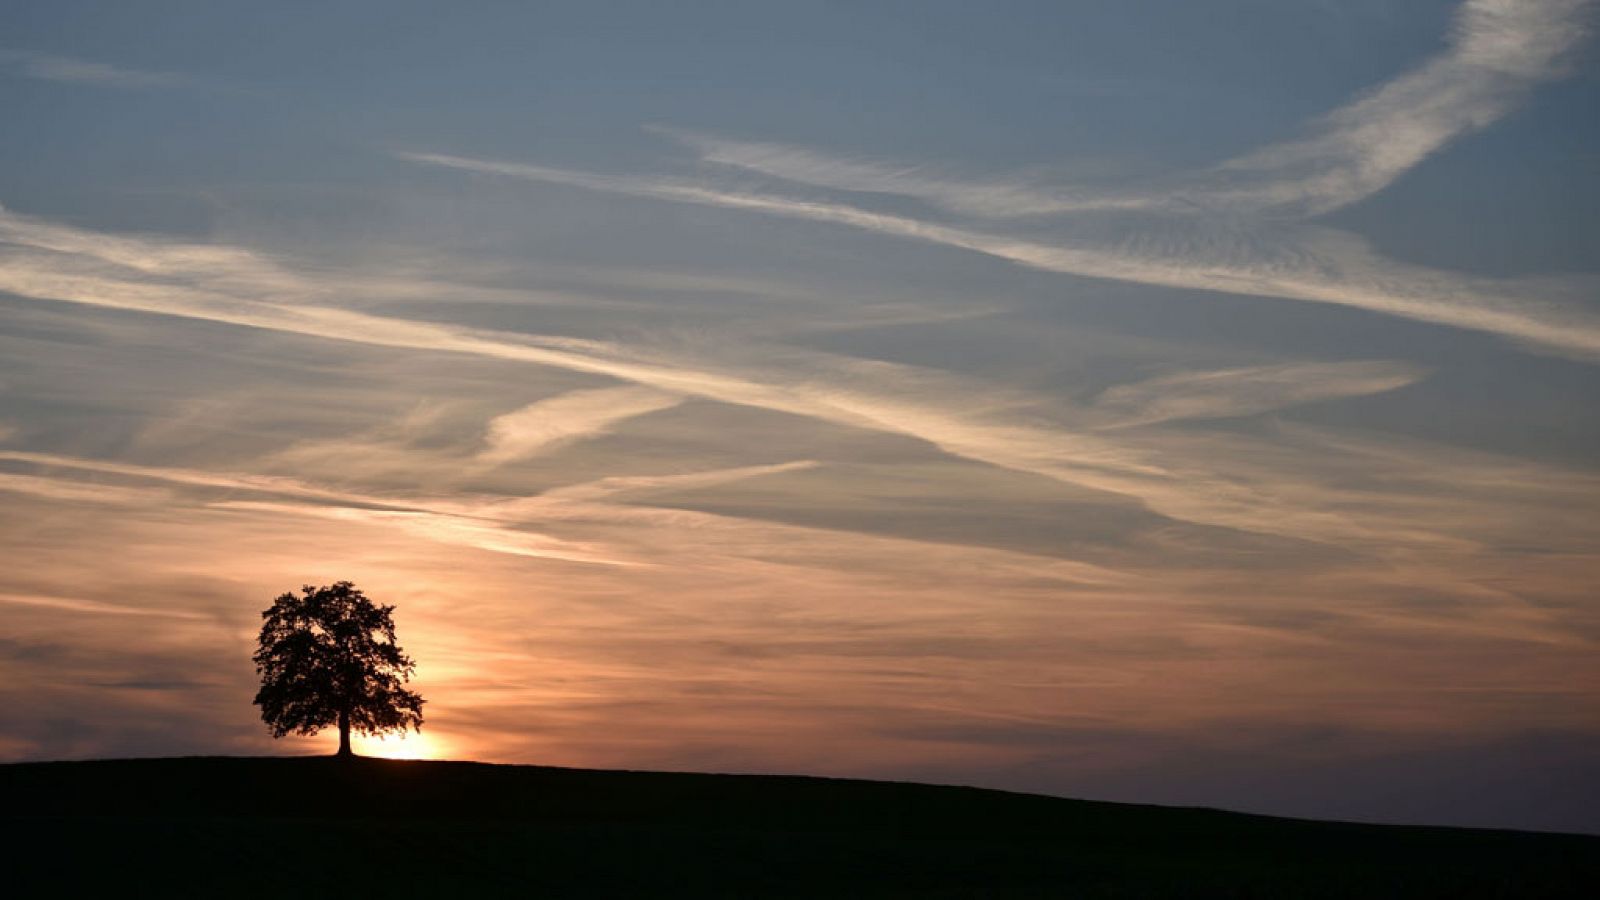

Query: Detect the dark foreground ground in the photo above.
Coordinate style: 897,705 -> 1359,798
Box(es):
2,757 -> 1596,898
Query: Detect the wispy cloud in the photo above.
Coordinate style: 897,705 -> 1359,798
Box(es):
1,448 -> 631,565
1212,0 -> 1595,215
1092,361 -> 1425,427
0,220 -> 1246,544
0,202 -> 1577,556
533,460 -> 820,504
0,50 -> 184,89
396,151 -> 1600,358
479,386 -> 684,465
654,126 -> 1154,218
0,449 -> 401,509
0,592 -> 206,619
470,1 -> 1600,362
658,0 -> 1595,219
212,501 -> 637,567
1,449 -> 828,568
0,470 -> 165,505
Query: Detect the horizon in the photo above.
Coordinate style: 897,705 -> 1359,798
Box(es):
1,0 -> 1597,836
6,753 -> 1592,839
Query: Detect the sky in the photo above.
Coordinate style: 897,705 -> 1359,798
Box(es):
1,0 -> 1597,834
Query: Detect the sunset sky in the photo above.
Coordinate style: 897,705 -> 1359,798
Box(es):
2,0 -> 1598,833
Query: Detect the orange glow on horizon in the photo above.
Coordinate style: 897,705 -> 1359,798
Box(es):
351,730 -> 449,761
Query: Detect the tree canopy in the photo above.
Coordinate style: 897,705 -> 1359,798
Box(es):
252,581 -> 424,757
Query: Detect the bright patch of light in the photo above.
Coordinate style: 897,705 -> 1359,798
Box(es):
351,730 -> 444,760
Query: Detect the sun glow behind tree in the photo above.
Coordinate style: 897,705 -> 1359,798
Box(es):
351,729 -> 448,760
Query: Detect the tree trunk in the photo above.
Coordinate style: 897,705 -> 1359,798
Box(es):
337,709 -> 352,757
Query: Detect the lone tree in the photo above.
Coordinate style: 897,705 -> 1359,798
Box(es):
253,581 -> 425,757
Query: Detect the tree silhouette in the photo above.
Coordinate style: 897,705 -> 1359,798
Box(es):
253,582 -> 424,757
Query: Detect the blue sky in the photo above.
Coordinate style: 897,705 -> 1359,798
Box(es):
1,0 -> 1597,833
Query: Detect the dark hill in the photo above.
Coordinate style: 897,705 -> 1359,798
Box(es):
3,756 -> 1595,898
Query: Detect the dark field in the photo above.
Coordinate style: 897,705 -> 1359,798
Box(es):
3,756 -> 1595,898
